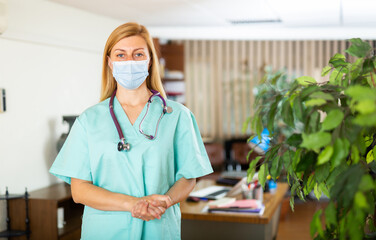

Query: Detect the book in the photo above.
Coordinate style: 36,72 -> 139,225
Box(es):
208,204 -> 265,215
207,197 -> 236,208
208,199 -> 261,209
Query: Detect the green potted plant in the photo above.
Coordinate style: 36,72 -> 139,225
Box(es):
245,38 -> 376,240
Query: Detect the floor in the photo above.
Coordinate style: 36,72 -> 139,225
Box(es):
277,198 -> 328,240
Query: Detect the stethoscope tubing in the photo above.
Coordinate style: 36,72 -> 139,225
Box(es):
109,88 -> 169,151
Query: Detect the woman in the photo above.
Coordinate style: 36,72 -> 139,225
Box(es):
50,22 -> 213,239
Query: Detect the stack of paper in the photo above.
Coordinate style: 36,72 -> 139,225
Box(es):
207,199 -> 265,215
207,198 -> 236,208
188,186 -> 232,200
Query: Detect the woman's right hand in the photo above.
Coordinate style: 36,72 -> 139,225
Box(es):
131,198 -> 166,221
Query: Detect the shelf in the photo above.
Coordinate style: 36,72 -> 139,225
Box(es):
0,194 -> 25,200
0,230 -> 28,237
58,214 -> 82,237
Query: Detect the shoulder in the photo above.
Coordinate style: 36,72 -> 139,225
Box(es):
165,99 -> 192,117
76,98 -> 110,125
165,99 -> 198,128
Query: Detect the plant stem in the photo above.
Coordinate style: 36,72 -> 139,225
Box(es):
372,68 -> 376,88
371,71 -> 376,88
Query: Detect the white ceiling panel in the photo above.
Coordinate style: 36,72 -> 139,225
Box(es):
48,0 -> 376,31
343,0 -> 376,26
267,0 -> 341,26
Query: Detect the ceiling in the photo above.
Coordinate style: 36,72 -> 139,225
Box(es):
49,0 -> 376,27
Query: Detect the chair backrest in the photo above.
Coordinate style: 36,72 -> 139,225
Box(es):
204,142 -> 225,171
231,142 -> 251,165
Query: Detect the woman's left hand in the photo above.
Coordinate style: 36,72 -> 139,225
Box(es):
144,194 -> 174,209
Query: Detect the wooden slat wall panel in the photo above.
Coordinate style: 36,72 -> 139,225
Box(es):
183,39 -> 374,139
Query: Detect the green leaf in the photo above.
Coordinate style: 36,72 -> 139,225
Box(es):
366,149 -> 374,164
319,182 -> 330,197
329,53 -> 347,68
289,196 -> 295,212
329,69 -> 342,85
331,138 -> 350,167
321,65 -> 332,77
293,96 -> 304,121
363,58 -> 374,74
305,98 -> 326,107
321,109 -> 344,131
300,132 -> 332,151
317,145 -> 333,165
358,174 -> 374,192
296,151 -> 316,172
258,164 -> 268,189
242,116 -> 252,133
345,85 -> 376,101
296,76 -> 316,86
270,156 -> 283,179
345,38 -> 372,58
350,58 -> 363,80
314,183 -> 322,200
315,163 -> 330,183
324,202 -> 337,227
300,85 -> 319,100
282,99 -> 294,127
304,174 -> 315,195
354,99 -> 376,114
310,91 -> 335,101
310,209 -> 323,237
330,165 -> 364,209
351,145 -> 360,164
308,111 -> 320,133
353,113 -> 376,127
286,134 -> 303,147
292,148 -> 302,170
354,192 -> 369,210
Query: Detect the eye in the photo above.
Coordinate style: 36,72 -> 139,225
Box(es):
116,54 -> 125,58
134,52 -> 144,58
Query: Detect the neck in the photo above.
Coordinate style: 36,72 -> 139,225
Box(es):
116,82 -> 151,107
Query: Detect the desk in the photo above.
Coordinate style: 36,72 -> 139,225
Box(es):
181,180 -> 289,240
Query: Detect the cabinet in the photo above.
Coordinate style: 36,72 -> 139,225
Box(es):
7,183 -> 83,240
0,189 -> 30,239
153,39 -> 185,104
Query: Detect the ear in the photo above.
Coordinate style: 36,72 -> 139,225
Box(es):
108,56 -> 113,71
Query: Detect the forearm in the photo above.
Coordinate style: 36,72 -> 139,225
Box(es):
71,178 -> 137,212
165,178 -> 196,206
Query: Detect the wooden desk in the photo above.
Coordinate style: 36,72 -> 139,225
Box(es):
8,183 -> 83,240
181,180 -> 289,240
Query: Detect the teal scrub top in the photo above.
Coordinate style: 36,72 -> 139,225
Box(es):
49,96 -> 213,240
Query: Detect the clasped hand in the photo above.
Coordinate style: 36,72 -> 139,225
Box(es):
131,194 -> 173,221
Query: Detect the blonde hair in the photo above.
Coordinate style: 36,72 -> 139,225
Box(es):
100,22 -> 166,101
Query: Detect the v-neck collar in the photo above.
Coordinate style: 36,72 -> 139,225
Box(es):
113,96 -> 149,136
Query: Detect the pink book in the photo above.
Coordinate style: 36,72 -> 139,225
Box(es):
210,199 -> 261,209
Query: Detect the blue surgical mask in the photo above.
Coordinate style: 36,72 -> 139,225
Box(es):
111,59 -> 149,90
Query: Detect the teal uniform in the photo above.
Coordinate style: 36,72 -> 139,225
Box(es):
49,96 -> 213,240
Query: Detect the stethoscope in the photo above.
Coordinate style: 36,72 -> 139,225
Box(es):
109,88 -> 173,152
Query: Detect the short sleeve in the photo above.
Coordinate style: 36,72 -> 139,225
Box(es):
174,110 -> 213,180
49,118 -> 92,184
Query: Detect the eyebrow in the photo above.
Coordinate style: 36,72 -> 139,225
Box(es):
113,48 -> 145,52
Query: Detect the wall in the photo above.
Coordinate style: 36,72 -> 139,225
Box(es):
0,0 -> 122,232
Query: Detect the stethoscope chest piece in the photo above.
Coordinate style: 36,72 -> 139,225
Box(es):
118,140 -> 130,152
